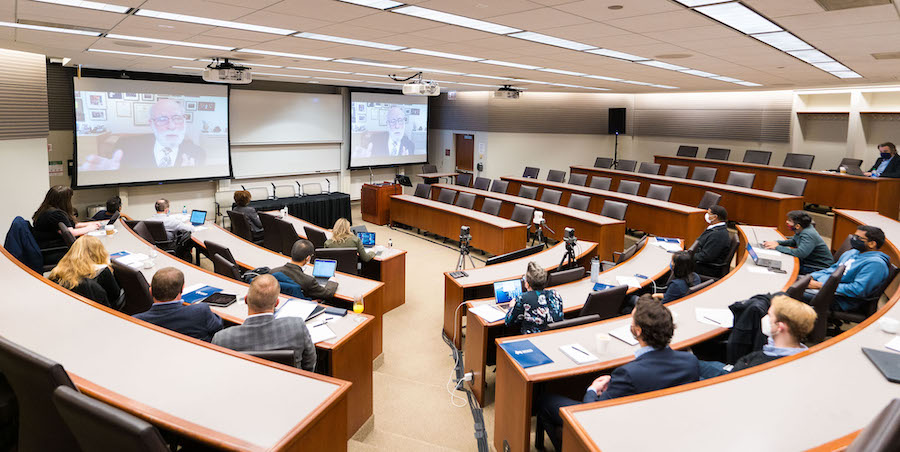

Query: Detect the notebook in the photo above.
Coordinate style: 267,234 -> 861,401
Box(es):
862,347 -> 900,383
499,340 -> 553,368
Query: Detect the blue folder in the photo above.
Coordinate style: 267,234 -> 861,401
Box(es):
181,285 -> 223,304
593,283 -> 614,292
499,340 -> 553,368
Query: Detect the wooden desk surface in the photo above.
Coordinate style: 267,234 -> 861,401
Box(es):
446,240 -> 597,289
0,244 -> 349,451
391,194 -> 523,228
562,210 -> 900,452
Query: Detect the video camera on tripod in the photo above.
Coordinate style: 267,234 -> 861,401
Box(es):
459,225 -> 472,243
456,225 -> 475,270
559,227 -> 578,270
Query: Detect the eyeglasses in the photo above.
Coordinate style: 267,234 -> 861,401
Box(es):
387,117 -> 406,126
151,115 -> 186,126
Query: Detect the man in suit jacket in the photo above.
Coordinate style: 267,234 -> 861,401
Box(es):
134,267 -> 223,341
537,295 -> 700,450
212,274 -> 316,371
865,142 -> 900,178
693,205 -> 732,277
271,239 -> 338,302
354,107 -> 416,158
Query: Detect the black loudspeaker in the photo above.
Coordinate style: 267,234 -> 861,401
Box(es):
608,108 -> 626,135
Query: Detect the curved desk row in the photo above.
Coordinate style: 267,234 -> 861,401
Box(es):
560,209 -> 900,452
492,225 -> 798,452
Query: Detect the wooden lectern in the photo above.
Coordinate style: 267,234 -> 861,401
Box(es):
361,183 -> 402,225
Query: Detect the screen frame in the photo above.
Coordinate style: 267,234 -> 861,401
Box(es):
71,71 -> 234,189
346,88 -> 430,171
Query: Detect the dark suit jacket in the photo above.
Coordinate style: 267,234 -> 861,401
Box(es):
134,300 -> 223,341
211,313 -> 317,371
693,224 -> 731,276
115,134 -> 206,169
270,262 -> 338,301
584,346 -> 700,402
868,155 -> 900,178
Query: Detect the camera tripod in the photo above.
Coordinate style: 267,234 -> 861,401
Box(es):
558,238 -> 578,271
456,234 -> 476,270
531,220 -> 555,249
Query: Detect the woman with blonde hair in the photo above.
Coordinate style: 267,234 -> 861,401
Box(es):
324,218 -> 375,262
48,235 -> 124,310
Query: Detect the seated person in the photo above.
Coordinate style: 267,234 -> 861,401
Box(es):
212,274 -> 316,371
762,210 -> 833,274
692,205 -> 731,277
864,142 -> 900,178
324,218 -> 374,262
805,225 -> 890,312
134,267 -> 223,341
232,190 -> 263,241
653,251 -> 701,303
537,296 -> 699,450
48,235 -> 124,310
699,294 -> 816,379
32,185 -> 103,264
271,239 -> 338,301
91,196 -> 122,221
504,262 -> 563,334
147,198 -> 194,241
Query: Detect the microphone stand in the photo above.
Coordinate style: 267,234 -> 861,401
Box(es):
613,130 -> 619,169
369,166 -> 374,185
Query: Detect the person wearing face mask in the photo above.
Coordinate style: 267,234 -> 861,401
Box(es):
691,205 -> 731,277
504,261 -> 563,334
698,295 -> 816,379
805,225 -> 890,312
762,210 -> 834,274
535,296 -> 699,450
653,251 -> 701,303
864,142 -> 900,178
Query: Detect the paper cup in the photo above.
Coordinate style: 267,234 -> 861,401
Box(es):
595,333 -> 611,354
879,317 -> 899,334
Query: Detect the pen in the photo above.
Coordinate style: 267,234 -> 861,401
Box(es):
703,316 -> 721,325
571,345 -> 591,356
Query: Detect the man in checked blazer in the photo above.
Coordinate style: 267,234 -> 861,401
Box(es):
212,274 -> 317,371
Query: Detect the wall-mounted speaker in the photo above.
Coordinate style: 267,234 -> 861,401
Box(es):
608,108 -> 626,135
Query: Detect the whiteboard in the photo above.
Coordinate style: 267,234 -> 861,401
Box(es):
229,90 -> 343,145
231,144 -> 341,179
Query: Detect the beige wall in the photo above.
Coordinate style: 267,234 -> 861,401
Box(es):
0,138 -> 50,238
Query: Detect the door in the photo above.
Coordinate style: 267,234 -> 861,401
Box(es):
455,133 -> 474,172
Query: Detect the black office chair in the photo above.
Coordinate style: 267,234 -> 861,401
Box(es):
691,166 -> 718,182
481,198 -> 502,216
676,145 -> 698,158
612,236 -> 647,265
833,234 -> 855,262
414,183 -> 432,198
705,147 -> 731,160
568,173 -> 587,186
539,189 -> 563,205
315,247 -> 358,275
685,278 -> 715,296
594,157 -> 614,169
743,150 -> 772,165
600,200 -> 628,221
616,180 -> 640,196
838,157 -> 864,170
243,350 -> 297,367
567,194 -> 591,211
57,222 -> 76,247
772,176 -> 807,196
546,170 -> 566,183
53,386 -> 170,452
697,191 -> 722,210
785,275 -> 812,300
783,153 -> 815,169
456,173 -> 473,188
304,226 -> 327,249
589,177 -> 612,191
437,188 -> 458,204
204,240 -> 236,266
637,162 -> 661,175
847,398 -> 900,452
664,165 -> 689,178
808,265 -> 845,343
518,185 -> 538,200
547,267 -> 585,287
227,211 -> 262,245
547,314 -> 601,330
212,253 -> 243,281
645,184 -> 672,202
725,171 -> 756,188
350,225 -> 368,234
136,221 -> 174,251
0,336 -> 80,451
454,192 -> 476,210
831,264 -> 899,326
523,167 -> 540,179
111,260 -> 153,315
510,205 -> 535,226
698,233 -> 739,279
275,218 -> 301,256
617,160 -> 637,172
473,177 -> 491,191
259,213 -> 282,253
580,284 -> 629,319
491,179 -> 509,194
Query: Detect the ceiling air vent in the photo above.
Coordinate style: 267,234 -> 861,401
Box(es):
814,0 -> 892,11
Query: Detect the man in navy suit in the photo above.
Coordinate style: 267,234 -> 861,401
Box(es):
134,267 -> 223,342
537,295 -> 700,450
865,142 -> 900,178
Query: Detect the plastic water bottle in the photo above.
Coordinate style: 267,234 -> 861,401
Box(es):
182,205 -> 187,216
590,257 -> 600,283
388,238 -> 393,248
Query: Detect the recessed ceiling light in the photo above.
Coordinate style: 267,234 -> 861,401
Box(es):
0,20 -> 101,36
638,60 -> 688,71
87,48 -> 195,60
392,6 -> 520,34
32,0 -> 131,13
751,31 -> 812,52
336,0 -> 404,10
333,59 -> 407,68
237,48 -> 332,61
733,81 -> 763,86
583,75 -> 623,82
134,9 -> 296,35
694,2 -> 782,35
479,59 -> 541,70
813,62 -> 849,72
787,49 -> 833,64
679,69 -> 719,77
586,48 -> 649,61
286,67 -> 352,74
105,33 -> 235,51
508,32 -> 596,51
651,84 -> 679,89
401,48 -> 482,62
830,71 -> 862,79
464,74 -> 511,80
538,68 -> 586,76
293,32 -> 405,51
710,75 -> 742,82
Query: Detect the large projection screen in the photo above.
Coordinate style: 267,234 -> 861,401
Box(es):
73,78 -> 230,188
349,92 -> 428,169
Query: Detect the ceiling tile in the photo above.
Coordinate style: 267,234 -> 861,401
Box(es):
775,4 -> 900,31
603,10 -> 714,33
339,11 -> 448,33
404,25 -> 497,43
555,0 -> 682,21
485,7 -> 592,30
261,0 -> 380,23
236,10 -> 332,32
411,0 -> 545,19
16,1 -> 123,29
140,0 -> 256,21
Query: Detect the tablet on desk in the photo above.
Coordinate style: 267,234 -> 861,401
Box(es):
357,232 -> 376,247
312,259 -> 337,285
493,279 -> 524,305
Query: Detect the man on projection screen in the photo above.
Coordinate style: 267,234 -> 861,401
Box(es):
79,98 -> 206,171
356,106 -> 416,158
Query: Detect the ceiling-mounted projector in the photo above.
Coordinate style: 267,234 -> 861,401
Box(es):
202,58 -> 251,84
494,85 -> 521,99
402,80 -> 440,96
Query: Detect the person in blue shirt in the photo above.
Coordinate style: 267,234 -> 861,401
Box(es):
864,142 -> 900,178
504,261 -> 563,334
805,225 -> 890,312
653,250 -> 701,303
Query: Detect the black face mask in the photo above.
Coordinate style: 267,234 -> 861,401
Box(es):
850,235 -> 868,252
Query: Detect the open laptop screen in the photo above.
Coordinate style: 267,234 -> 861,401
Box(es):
190,210 -> 207,226
745,244 -> 759,263
312,259 -> 337,278
357,232 -> 376,247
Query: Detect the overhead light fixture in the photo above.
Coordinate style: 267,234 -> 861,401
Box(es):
255,72 -> 311,78
336,0 -> 404,9
638,60 -> 688,71
538,68 -> 587,76
620,80 -> 655,86
733,81 -> 762,86
333,59 -> 407,68
455,82 -> 502,88
751,31 -> 812,52
294,32 -> 405,51
813,62 -> 849,72
105,33 -> 235,51
237,48 -> 332,61
134,9 -> 296,35
831,71 -> 862,79
511,78 -> 551,84
286,67 -> 351,74
401,48 -> 482,62
314,76 -> 364,83
651,84 -> 679,89
694,2 -> 782,35
87,48 -> 195,60
583,75 -> 623,81
392,6 -> 520,34
679,69 -> 718,77
673,0 -> 731,5
508,31 -> 596,51
586,48 -> 649,62
409,67 -> 465,75
33,0 -> 131,13
710,75 -> 742,83
0,20 -> 101,36
787,49 -> 833,64
479,59 -> 541,70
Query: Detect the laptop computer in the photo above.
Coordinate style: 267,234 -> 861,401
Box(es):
746,244 -> 782,270
106,211 -> 120,226
493,279 -> 524,306
312,259 -> 337,285
862,347 -> 900,383
843,165 -> 865,176
189,210 -> 207,226
357,232 -> 376,248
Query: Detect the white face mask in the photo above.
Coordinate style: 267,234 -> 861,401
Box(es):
761,314 -> 773,337
705,213 -> 714,224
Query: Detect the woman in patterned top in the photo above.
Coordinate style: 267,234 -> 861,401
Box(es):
504,261 -> 564,334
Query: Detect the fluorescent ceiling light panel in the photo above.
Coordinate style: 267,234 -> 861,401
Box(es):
33,0 -> 130,13
402,48 -> 482,61
831,71 -> 862,79
813,62 -> 849,72
751,31 -> 812,51
695,2 -> 782,35
620,80 -> 655,86
508,32 -> 596,51
333,59 -> 407,68
0,20 -> 101,36
293,32 -> 405,51
583,75 -> 622,81
196,59 -> 284,68
392,6 -> 520,34
455,82 -> 501,87
711,75 -> 742,82
734,81 -> 762,86
409,67 -> 464,75
479,59 -> 540,70
134,9 -> 295,35
679,69 -> 718,77
788,49 -> 833,64
673,0 -> 731,5
87,48 -> 195,60
586,48 -> 649,61
286,67 -> 351,74
237,48 -> 332,61
337,0 -> 403,9
512,78 -> 551,84
538,68 -> 586,76
353,72 -> 383,77
651,84 -> 679,89
638,60 -> 688,71
255,72 -> 310,78
105,33 -> 234,51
